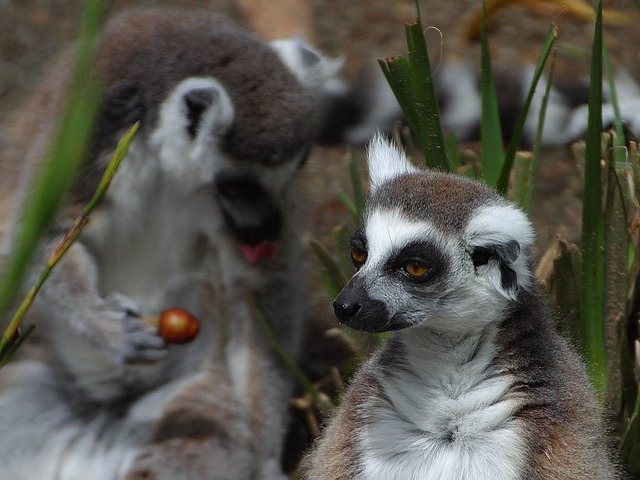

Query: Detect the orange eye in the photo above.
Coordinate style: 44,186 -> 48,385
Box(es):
351,247 -> 368,266
403,261 -> 429,279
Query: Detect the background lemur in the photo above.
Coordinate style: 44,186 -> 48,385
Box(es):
0,8 -> 358,479
304,134 -> 617,480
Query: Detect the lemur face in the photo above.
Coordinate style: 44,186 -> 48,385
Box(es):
81,10 -> 338,262
149,76 -> 307,254
333,135 -> 535,333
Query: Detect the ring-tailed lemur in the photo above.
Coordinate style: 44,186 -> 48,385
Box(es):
303,134 -> 617,480
324,60 -> 640,147
0,8 -> 358,480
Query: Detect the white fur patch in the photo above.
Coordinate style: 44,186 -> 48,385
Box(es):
464,203 -> 534,299
367,133 -> 419,190
363,209 -> 439,271
150,77 -> 234,187
270,36 -> 344,90
358,326 -> 526,480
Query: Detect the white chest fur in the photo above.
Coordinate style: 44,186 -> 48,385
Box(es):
357,327 -> 527,480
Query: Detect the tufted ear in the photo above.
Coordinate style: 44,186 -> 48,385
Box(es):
175,78 -> 234,138
183,88 -> 217,138
366,133 -> 419,191
270,36 -> 344,90
150,77 -> 235,184
465,203 -> 534,300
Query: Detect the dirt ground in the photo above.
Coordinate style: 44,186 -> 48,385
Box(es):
1,0 -> 640,475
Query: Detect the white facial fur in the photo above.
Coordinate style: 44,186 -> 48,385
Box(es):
359,208 -> 511,333
149,77 -> 234,189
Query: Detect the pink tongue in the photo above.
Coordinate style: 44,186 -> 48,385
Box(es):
240,241 -> 277,263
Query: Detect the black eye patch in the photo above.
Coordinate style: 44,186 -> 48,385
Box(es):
386,241 -> 447,283
350,230 -> 367,251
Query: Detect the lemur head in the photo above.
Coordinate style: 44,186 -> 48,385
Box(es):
334,134 -> 534,334
76,9 -> 338,260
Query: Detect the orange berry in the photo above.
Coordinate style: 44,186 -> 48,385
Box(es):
157,307 -> 200,344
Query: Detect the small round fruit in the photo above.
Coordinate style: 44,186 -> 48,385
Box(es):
158,307 -> 200,344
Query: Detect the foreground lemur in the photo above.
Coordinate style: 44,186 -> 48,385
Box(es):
304,134 -> 617,480
0,8 -> 358,480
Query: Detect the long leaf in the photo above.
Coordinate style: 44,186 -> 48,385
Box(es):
507,53 -> 556,213
497,24 -> 557,194
379,7 -> 449,171
479,0 -> 504,188
0,0 -> 107,318
309,239 -> 347,300
379,56 -> 419,134
0,123 -> 138,366
604,160 -> 631,413
602,43 -> 626,166
404,20 -> 448,170
581,0 -> 607,398
509,151 -> 534,210
348,151 -> 366,221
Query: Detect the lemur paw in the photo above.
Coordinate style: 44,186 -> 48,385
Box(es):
99,293 -> 168,365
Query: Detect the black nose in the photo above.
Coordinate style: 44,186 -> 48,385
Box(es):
333,300 -> 361,324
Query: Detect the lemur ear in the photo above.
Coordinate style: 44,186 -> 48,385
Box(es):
366,133 -> 419,191
270,36 -> 344,90
184,88 -> 218,138
470,239 -> 521,297
177,78 -> 235,138
465,203 -> 534,299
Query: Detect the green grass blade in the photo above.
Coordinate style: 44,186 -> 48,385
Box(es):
0,0 -> 107,318
348,151 -> 366,220
508,151 -> 534,210
511,51 -> 556,212
497,24 -> 557,194
602,43 -> 626,166
444,132 -> 459,172
379,56 -> 419,133
548,239 -> 583,347
378,7 -> 449,172
309,239 -> 347,299
604,161 -> 631,412
404,20 -> 449,171
336,189 -> 358,220
479,0 -> 504,188
0,123 -> 137,365
581,0 -> 607,398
